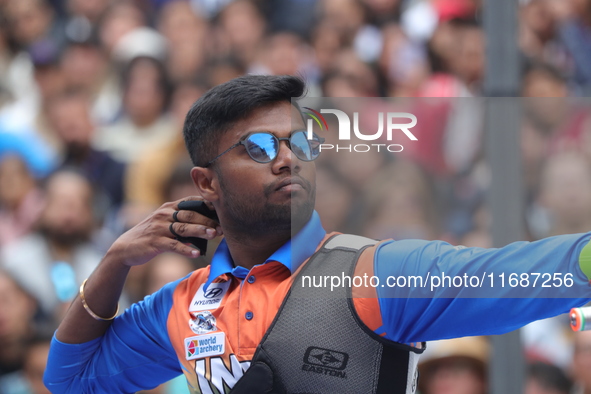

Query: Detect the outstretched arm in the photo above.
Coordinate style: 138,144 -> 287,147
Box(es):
372,233 -> 591,343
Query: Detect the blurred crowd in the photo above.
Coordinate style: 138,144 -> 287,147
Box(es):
1,0 -> 591,393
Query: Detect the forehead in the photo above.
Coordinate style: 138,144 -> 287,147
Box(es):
46,173 -> 91,200
223,101 -> 305,142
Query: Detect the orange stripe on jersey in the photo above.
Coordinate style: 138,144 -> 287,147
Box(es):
352,245 -> 384,333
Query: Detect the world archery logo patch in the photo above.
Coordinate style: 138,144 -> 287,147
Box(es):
185,332 -> 225,361
189,311 -> 217,334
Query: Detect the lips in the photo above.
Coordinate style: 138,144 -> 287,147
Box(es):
275,176 -> 308,192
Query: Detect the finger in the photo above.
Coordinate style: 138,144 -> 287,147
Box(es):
169,222 -> 218,240
152,206 -> 217,230
169,222 -> 182,238
174,209 -> 220,230
153,207 -> 179,223
159,238 -> 201,258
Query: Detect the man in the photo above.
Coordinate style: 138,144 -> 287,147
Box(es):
0,270 -> 38,389
572,330 -> 591,394
44,75 -> 591,393
417,336 -> 489,394
47,90 -> 126,210
2,169 -> 101,319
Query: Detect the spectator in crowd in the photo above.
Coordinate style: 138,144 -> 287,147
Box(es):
557,0 -> 591,95
519,0 -> 569,72
524,361 -> 572,394
94,56 -> 174,163
3,0 -> 63,49
523,62 -> 569,99
379,23 -> 430,97
250,32 -> 314,78
0,10 -> 37,112
22,336 -> 53,394
419,20 -> 471,97
1,170 -> 101,322
361,159 -> 440,241
571,331 -> 591,394
321,70 -> 368,97
0,154 -> 44,246
360,0 -> 403,26
59,40 -> 121,125
330,48 -> 381,96
46,89 -> 125,210
217,0 -> 266,69
418,336 -> 489,394
520,63 -> 590,201
64,0 -> 111,27
125,80 -> 205,212
310,21 -> 343,77
536,151 -> 591,237
318,0 -> 368,51
157,1 -> 208,84
448,19 -> 484,94
0,270 -> 38,393
25,40 -> 67,155
96,1 -> 147,56
202,57 -> 245,88
138,253 -> 197,301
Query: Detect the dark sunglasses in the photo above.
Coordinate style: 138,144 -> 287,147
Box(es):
205,130 -> 325,167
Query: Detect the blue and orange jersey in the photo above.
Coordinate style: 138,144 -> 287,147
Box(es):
45,212 -> 591,393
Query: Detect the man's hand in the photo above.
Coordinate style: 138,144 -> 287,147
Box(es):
110,197 -> 223,267
55,196 -> 222,344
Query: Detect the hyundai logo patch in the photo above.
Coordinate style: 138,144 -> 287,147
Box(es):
189,282 -> 231,312
204,288 -> 223,298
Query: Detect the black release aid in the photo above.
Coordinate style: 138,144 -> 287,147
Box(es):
177,200 -> 219,256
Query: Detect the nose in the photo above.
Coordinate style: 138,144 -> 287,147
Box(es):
272,139 -> 300,174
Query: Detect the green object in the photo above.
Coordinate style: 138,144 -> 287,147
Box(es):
579,241 -> 591,281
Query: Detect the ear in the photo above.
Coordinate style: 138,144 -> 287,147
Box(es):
191,167 -> 219,202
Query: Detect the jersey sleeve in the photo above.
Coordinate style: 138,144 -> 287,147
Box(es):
374,233 -> 591,343
44,277 -> 186,393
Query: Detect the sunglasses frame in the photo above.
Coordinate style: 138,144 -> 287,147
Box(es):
204,130 -> 325,167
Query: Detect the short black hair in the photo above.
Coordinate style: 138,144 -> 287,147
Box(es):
183,74 -> 306,167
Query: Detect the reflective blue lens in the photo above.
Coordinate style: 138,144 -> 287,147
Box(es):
244,133 -> 278,162
291,131 -> 314,161
243,131 -> 323,163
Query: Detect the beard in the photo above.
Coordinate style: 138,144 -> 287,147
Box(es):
38,223 -> 90,248
217,173 -> 316,237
